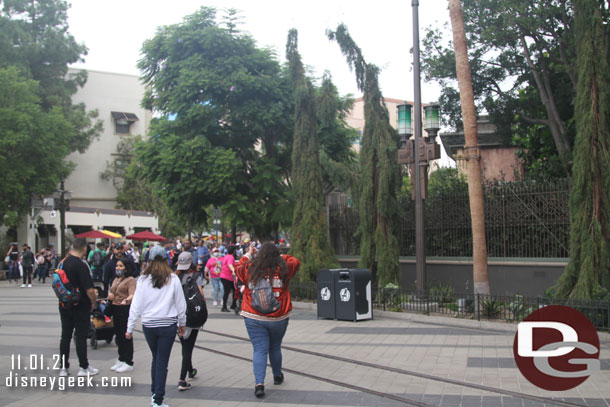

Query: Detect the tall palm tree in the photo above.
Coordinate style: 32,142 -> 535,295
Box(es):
448,0 -> 490,295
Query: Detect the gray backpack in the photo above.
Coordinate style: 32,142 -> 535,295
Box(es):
250,277 -> 280,314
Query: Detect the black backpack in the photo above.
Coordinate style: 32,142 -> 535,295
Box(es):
183,272 -> 208,328
91,251 -> 103,268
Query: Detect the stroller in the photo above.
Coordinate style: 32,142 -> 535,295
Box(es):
233,277 -> 245,315
88,299 -> 114,349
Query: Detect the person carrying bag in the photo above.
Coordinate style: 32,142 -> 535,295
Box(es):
235,242 -> 300,399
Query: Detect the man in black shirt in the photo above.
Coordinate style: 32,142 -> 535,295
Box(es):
20,244 -> 35,288
58,237 -> 98,377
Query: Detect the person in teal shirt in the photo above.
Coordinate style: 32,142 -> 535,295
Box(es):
88,242 -> 107,281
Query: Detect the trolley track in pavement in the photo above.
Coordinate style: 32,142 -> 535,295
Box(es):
201,329 -> 588,407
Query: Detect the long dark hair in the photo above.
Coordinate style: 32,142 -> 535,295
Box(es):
142,258 -> 171,289
248,242 -> 289,286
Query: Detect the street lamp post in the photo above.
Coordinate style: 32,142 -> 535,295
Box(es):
53,180 -> 71,257
412,0 -> 426,293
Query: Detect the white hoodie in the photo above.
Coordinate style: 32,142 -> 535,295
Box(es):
127,273 -> 186,333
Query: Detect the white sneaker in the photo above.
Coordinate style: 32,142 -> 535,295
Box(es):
220,300 -> 223,306
27,284 -> 32,288
59,368 -> 69,377
115,362 -> 134,373
77,366 -> 99,377
110,360 -> 122,371
20,284 -> 26,288
213,301 -> 218,306
152,403 -> 169,407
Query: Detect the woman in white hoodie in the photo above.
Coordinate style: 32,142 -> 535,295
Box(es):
126,245 -> 186,407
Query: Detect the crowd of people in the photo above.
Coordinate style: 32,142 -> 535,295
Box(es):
12,235 -> 297,407
4,242 -> 57,287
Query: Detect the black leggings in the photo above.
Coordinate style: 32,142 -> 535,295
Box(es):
113,305 -> 133,365
179,328 -> 199,381
221,278 -> 235,308
22,266 -> 33,284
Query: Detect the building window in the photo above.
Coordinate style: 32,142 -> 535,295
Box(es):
111,111 -> 139,135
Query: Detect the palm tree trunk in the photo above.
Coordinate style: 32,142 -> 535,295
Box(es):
449,0 -> 490,295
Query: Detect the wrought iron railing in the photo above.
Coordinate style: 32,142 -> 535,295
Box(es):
329,179 -> 571,258
289,281 -> 610,333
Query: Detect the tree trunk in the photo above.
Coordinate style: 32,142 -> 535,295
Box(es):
449,0 -> 490,295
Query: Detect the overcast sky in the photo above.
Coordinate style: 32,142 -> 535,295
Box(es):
67,0 -> 451,101
67,0 -> 454,166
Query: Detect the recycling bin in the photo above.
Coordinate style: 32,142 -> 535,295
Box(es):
335,269 -> 373,322
316,269 -> 338,319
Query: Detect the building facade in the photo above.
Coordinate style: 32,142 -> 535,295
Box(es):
17,69 -> 158,252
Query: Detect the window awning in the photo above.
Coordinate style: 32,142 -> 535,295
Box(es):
111,111 -> 139,122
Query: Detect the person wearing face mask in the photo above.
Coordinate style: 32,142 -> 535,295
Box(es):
107,256 -> 137,373
204,248 -> 224,306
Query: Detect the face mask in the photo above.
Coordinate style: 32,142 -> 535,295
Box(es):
213,252 -> 220,258
184,245 -> 191,250
115,269 -> 124,277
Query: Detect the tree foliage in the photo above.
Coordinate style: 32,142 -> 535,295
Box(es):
286,29 -> 338,280
0,0 -> 101,227
421,0 -> 579,178
100,136 -> 187,238
327,24 -> 401,285
137,7 -> 293,238
554,0 -> 610,300
0,67 -> 73,225
137,7 -> 358,243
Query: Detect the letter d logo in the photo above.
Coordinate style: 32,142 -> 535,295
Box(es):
517,322 -> 577,357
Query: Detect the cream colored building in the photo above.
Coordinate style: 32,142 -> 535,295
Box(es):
17,69 -> 158,252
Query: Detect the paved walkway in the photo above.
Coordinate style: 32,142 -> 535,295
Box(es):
0,280 -> 608,407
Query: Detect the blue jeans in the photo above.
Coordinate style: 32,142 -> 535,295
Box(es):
244,317 -> 289,385
211,278 -> 224,302
8,261 -> 19,281
143,324 -> 177,405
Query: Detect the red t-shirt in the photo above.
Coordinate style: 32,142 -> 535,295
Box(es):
235,254 -> 300,319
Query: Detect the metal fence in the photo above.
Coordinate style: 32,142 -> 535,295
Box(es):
289,282 -> 610,332
329,179 -> 570,258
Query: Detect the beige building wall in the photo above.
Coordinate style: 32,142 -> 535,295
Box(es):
66,69 -> 153,209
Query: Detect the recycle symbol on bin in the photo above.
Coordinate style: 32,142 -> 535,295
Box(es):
320,287 -> 331,301
340,288 -> 351,302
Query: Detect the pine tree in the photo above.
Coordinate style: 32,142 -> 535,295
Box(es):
286,29 -> 338,280
555,0 -> 610,299
327,24 -> 401,285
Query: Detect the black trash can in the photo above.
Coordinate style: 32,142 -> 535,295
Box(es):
316,269 -> 338,319
335,269 -> 373,322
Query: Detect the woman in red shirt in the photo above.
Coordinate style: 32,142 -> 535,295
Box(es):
235,242 -> 300,399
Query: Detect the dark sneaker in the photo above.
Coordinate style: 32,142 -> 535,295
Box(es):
187,368 -> 197,381
254,384 -> 265,398
221,307 -> 230,312
273,373 -> 284,385
177,380 -> 191,391
230,303 -> 236,310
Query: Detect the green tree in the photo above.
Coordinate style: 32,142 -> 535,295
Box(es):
100,136 -> 187,238
0,0 -> 101,226
137,7 -> 293,237
0,0 -> 101,153
286,29 -> 338,280
421,0 -> 578,178
554,0 -> 610,299
328,24 -> 401,285
0,67 -> 73,225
